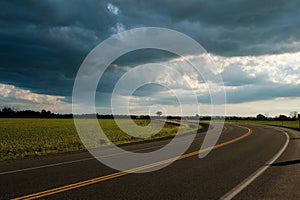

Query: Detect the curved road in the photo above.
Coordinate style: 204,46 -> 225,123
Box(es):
1,123 -> 299,199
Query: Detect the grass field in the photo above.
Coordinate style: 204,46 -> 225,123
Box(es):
228,119 -> 300,129
0,118 -> 200,160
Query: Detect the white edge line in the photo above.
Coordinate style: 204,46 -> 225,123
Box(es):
0,157 -> 94,175
219,130 -> 290,200
0,124 -> 230,175
0,132 -> 203,175
0,145 -> 162,175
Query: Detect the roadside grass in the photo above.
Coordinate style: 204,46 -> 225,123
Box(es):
0,118 -> 201,160
227,119 -> 300,129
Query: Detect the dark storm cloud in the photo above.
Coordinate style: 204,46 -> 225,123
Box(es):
116,0 -> 300,56
221,65 -> 266,86
226,83 -> 300,104
0,0 -> 116,97
1,0 -> 300,107
196,83 -> 300,105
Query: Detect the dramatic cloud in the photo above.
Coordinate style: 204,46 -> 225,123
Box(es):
107,3 -> 119,15
115,0 -> 300,55
0,0 -> 300,115
0,84 -> 71,112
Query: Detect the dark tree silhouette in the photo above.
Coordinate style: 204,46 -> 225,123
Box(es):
156,111 -> 162,117
256,114 -> 266,120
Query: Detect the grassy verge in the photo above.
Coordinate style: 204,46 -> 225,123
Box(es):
227,119 -> 300,129
0,118 -> 201,160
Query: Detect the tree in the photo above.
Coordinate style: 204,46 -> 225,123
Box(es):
1,106 -> 15,117
156,111 -> 162,117
256,114 -> 266,120
278,114 -> 288,120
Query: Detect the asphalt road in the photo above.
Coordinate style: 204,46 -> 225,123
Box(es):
1,123 -> 299,200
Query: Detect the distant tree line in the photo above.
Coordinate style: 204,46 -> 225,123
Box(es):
0,107 -> 298,120
0,107 -> 72,118
0,107 -> 182,119
255,113 -> 298,121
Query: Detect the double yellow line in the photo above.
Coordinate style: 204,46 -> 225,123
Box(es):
13,125 -> 252,200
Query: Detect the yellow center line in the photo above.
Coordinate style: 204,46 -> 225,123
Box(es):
12,125 -> 252,200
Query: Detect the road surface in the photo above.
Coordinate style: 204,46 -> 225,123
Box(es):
1,123 -> 299,199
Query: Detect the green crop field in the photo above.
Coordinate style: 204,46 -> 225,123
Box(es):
0,118 -> 201,160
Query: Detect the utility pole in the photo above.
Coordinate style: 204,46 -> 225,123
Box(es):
298,114 -> 300,128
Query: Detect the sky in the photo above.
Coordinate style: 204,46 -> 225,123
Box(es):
1,0 -> 300,117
